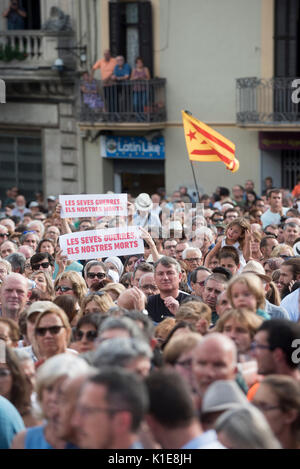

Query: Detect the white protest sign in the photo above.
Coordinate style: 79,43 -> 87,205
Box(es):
59,226 -> 144,261
59,194 -> 128,219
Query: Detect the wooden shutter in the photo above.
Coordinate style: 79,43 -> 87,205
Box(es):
109,1 -> 126,57
138,1 -> 153,77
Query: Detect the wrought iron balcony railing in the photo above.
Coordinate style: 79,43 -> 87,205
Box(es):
236,77 -> 300,125
78,78 -> 167,124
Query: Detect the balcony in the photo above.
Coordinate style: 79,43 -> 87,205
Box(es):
0,30 -> 76,78
78,78 -> 167,130
236,77 -> 300,129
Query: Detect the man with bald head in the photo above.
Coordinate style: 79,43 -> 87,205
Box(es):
0,273 -> 28,320
139,273 -> 159,299
192,333 -> 238,403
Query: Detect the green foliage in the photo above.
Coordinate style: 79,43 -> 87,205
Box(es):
0,43 -> 27,62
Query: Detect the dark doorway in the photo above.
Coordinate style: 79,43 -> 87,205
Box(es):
21,0 -> 41,29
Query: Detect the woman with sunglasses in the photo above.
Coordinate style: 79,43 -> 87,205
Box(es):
54,271 -> 87,304
83,260 -> 108,291
34,305 -> 73,364
71,313 -> 104,354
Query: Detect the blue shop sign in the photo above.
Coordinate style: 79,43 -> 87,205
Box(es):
100,136 -> 165,160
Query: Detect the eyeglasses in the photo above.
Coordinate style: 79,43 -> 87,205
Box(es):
0,233 -> 9,238
55,286 -> 73,293
195,280 -> 206,287
76,404 -> 122,417
75,330 -> 98,342
35,325 -> 65,336
0,369 -> 11,378
141,284 -> 158,291
87,272 -> 106,280
32,262 -> 50,271
265,232 -> 277,238
186,258 -> 202,262
250,342 -> 270,351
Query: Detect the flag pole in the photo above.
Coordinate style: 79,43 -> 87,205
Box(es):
185,110 -> 201,202
190,160 -> 201,203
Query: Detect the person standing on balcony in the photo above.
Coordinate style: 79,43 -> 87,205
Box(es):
130,57 -> 150,117
3,0 -> 27,30
91,50 -> 117,114
111,56 -> 131,114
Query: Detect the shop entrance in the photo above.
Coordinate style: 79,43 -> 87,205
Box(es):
114,159 -> 164,197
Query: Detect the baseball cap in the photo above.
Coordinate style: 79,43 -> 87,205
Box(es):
201,380 -> 249,414
47,196 -> 56,202
26,301 -> 56,320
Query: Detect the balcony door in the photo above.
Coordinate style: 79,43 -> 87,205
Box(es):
20,0 -> 41,29
274,0 -> 300,118
109,0 -> 153,76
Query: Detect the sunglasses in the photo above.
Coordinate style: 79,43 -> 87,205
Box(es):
87,272 -> 106,279
35,325 -> 65,336
55,286 -> 73,293
75,330 -> 98,342
0,233 -> 9,238
32,262 -> 50,271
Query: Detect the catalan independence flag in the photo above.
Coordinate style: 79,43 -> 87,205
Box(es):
182,110 -> 239,173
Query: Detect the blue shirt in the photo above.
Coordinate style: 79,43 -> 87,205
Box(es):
113,63 -> 131,78
181,430 -> 224,449
0,396 -> 25,449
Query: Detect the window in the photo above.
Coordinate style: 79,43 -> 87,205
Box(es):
0,134 -> 42,202
20,0 -> 41,29
109,0 -> 153,76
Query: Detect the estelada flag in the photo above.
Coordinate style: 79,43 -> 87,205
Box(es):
182,110 -> 239,173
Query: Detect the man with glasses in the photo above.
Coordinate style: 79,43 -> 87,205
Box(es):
252,319 -> 300,380
162,239 -> 177,259
30,253 -> 54,276
45,226 -> 60,244
175,241 -> 189,261
190,267 -> 212,300
146,256 -> 189,323
139,272 -> 159,299
72,368 -> 148,449
260,236 -> 278,263
0,225 -> 9,246
84,261 -> 107,290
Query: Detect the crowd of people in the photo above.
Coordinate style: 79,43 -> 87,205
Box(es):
1,177 -> 300,449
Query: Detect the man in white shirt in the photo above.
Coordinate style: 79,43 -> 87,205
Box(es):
261,189 -> 288,229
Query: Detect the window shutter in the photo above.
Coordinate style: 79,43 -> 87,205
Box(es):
138,1 -> 153,77
109,1 -> 126,58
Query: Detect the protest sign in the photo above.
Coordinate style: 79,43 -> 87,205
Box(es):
59,226 -> 144,261
59,194 -> 128,219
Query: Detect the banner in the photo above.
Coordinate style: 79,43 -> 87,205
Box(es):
59,194 -> 128,219
59,226 -> 144,261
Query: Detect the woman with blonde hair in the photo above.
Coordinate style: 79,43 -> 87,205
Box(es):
270,244 -> 294,258
54,271 -> 87,305
80,291 -> 115,316
11,354 -> 92,449
33,305 -> 73,363
227,273 -> 270,320
100,282 -> 126,302
30,270 -> 55,300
